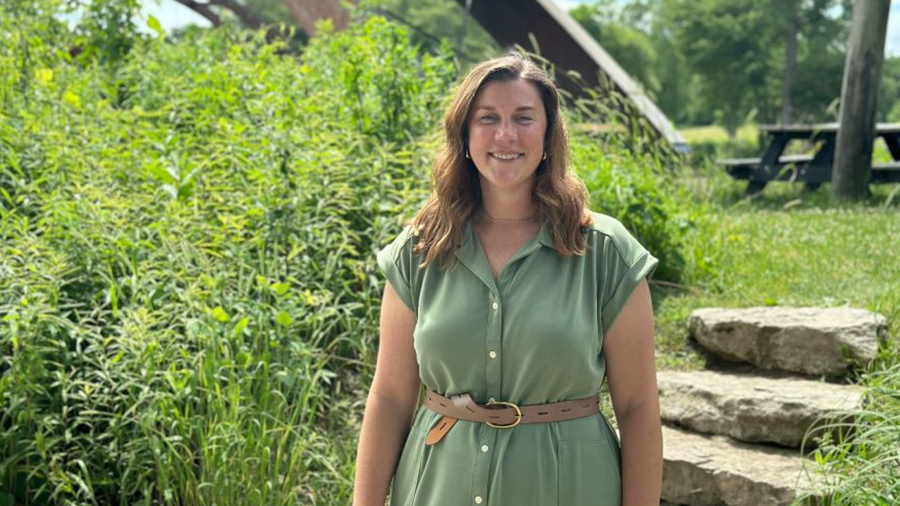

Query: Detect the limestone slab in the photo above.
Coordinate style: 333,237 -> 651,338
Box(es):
662,424 -> 822,506
658,370 -> 863,448
689,307 -> 884,376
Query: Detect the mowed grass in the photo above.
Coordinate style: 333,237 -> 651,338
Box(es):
679,123 -> 760,145
652,162 -> 900,372
678,123 -> 897,161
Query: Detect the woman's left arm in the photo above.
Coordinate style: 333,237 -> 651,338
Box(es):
602,277 -> 663,506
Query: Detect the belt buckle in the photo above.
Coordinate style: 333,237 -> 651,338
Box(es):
484,399 -> 522,428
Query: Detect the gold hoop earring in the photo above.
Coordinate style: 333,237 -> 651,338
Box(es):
542,151 -> 547,161
465,149 -> 470,160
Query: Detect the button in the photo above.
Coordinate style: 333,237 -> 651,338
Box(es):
481,444 -> 489,452
491,302 -> 498,310
475,496 -> 483,504
488,397 -> 496,403
489,350 -> 497,359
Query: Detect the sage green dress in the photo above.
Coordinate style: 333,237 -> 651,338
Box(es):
376,211 -> 659,506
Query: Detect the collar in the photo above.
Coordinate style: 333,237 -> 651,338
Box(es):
454,214 -> 554,290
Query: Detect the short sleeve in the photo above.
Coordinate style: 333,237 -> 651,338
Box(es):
595,216 -> 660,336
376,226 -> 417,312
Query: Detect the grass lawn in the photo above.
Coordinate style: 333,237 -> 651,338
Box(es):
651,160 -> 900,373
679,124 -> 760,146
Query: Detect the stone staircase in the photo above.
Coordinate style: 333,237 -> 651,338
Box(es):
657,306 -> 886,506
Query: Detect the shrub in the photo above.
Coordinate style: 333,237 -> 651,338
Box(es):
1,7 -> 454,505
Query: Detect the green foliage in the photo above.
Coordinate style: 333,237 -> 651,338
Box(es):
571,132 -> 694,283
571,0 -> 855,130
70,0 -> 144,65
879,57 -> 900,122
364,0 -> 502,66
570,4 -> 660,98
793,356 -> 900,506
0,6 -> 455,504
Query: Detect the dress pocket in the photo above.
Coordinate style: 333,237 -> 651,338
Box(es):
389,426 -> 426,506
557,439 -> 621,506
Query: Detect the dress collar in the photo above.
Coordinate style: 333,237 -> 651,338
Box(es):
454,214 -> 554,291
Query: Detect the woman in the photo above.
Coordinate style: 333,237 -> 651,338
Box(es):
353,52 -> 663,506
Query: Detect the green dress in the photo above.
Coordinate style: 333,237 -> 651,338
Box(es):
376,211 -> 659,506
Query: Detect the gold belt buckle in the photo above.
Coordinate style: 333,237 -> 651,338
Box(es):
484,400 -> 522,428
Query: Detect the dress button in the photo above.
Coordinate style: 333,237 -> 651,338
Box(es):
489,350 -> 497,358
491,301 -> 498,310
475,496 -> 483,504
481,444 -> 489,452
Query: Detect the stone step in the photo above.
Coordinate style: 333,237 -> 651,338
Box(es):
662,424 -> 822,506
658,370 -> 863,448
689,306 -> 884,376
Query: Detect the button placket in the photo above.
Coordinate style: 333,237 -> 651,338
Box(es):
474,289 -> 503,506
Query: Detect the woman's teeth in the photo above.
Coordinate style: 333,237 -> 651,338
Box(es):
491,153 -> 522,160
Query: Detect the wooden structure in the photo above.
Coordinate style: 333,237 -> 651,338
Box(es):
718,123 -> 900,194
456,0 -> 688,153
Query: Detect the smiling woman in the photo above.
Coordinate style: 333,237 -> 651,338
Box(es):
353,52 -> 663,506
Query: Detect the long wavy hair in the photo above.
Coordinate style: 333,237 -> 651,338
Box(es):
411,52 -> 592,269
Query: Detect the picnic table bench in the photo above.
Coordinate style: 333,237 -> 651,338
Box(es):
717,123 -> 900,194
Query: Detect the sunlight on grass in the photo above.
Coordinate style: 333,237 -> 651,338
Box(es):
655,163 -> 900,372
679,124 -> 759,145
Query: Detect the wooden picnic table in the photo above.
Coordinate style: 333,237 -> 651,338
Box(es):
718,122 -> 900,194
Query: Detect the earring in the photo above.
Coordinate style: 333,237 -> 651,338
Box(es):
542,151 -> 547,161
465,149 -> 470,159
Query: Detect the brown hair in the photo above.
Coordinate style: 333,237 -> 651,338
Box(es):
411,52 -> 592,269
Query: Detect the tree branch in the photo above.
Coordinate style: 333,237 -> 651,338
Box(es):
208,0 -> 264,29
172,0 -> 222,27
279,0 -> 358,37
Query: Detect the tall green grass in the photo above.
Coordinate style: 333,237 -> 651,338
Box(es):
0,6 -> 455,504
793,359 -> 900,505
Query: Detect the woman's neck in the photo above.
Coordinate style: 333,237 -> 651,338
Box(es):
477,180 -> 536,221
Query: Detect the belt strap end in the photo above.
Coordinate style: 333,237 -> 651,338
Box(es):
425,415 -> 458,445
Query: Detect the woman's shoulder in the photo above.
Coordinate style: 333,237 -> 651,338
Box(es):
381,223 -> 417,254
580,210 -> 650,263
581,210 -> 631,241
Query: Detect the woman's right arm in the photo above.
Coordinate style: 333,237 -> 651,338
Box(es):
352,281 -> 420,506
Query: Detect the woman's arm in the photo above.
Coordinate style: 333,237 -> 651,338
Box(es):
352,282 -> 421,506
602,278 -> 663,506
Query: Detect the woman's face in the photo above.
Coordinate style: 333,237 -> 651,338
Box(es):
466,79 -> 547,193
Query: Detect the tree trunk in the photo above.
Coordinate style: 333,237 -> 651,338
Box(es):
781,14 -> 798,124
833,0 -> 891,201
279,0 -> 358,37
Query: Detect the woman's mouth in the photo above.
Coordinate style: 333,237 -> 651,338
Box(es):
490,152 -> 524,162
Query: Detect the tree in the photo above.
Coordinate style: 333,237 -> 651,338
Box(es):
569,3 -> 661,99
172,0 -> 358,37
367,0 -> 500,65
832,0 -> 891,201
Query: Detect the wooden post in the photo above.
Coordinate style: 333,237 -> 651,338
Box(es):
832,0 -> 890,201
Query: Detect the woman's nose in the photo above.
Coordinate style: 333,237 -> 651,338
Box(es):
495,121 -> 518,141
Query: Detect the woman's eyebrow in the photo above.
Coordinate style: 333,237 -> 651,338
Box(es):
474,105 -> 537,112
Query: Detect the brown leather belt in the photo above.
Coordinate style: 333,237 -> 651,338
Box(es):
422,389 -> 600,445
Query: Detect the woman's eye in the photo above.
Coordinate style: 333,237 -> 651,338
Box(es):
481,116 -> 496,121
518,117 -> 533,122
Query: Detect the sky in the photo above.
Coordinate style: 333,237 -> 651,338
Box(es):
93,0 -> 900,57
